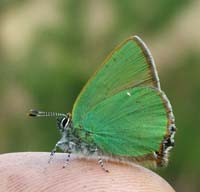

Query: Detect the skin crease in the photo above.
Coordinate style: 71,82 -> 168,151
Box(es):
0,152 -> 175,192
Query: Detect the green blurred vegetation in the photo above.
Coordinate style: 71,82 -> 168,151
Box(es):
0,0 -> 199,191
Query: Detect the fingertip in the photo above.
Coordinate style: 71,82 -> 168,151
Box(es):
0,152 -> 175,192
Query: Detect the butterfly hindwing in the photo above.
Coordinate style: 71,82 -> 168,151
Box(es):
82,87 -> 168,157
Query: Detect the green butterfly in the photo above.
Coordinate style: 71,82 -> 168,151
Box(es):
29,36 -> 176,171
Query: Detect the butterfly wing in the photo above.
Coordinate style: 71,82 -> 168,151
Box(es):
72,36 -> 160,126
71,36 -> 175,166
81,87 -> 170,157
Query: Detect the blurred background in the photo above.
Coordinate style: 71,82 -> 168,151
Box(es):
0,0 -> 199,191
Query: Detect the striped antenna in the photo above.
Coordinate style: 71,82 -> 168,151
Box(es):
28,109 -> 67,118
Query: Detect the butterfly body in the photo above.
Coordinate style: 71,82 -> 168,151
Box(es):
55,114 -> 97,156
29,36 -> 176,168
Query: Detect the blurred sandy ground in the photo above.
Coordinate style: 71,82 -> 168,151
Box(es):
0,0 -> 200,191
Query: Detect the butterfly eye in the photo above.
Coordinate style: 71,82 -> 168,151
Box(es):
61,117 -> 67,128
59,117 -> 71,131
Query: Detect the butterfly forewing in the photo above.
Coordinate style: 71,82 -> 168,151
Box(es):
72,36 -> 160,126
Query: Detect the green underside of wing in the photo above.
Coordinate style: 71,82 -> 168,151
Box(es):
72,38 -> 158,122
78,87 -> 167,157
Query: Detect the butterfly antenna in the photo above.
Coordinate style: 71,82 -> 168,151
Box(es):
28,109 -> 67,118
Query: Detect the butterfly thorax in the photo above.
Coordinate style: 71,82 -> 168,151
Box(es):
56,114 -> 98,156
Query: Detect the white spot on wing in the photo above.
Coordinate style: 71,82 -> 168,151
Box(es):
127,92 -> 131,96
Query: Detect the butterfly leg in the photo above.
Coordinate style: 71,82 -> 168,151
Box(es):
62,141 -> 77,168
62,149 -> 72,168
48,145 -> 58,164
96,149 -> 109,173
48,140 -> 69,164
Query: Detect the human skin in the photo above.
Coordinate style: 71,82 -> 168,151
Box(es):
0,152 -> 175,192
